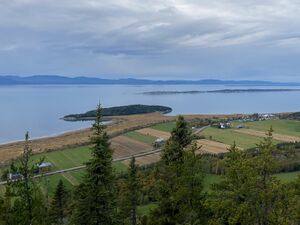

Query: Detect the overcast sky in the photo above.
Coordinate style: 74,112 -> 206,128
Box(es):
1,0 -> 300,81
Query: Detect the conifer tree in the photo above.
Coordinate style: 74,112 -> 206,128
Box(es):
150,115 -> 204,225
128,157 -> 138,225
207,128 -> 289,225
117,158 -> 139,225
49,180 -> 70,225
8,132 -> 48,225
72,104 -> 117,225
161,115 -> 192,166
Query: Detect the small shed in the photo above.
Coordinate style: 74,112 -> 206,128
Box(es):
37,162 -> 52,172
154,138 -> 165,148
8,172 -> 23,181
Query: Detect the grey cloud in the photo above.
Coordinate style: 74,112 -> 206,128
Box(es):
0,0 -> 300,80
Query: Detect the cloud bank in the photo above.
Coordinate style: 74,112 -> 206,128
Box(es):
1,0 -> 300,80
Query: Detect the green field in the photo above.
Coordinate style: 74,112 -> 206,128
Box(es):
274,171 -> 300,182
232,119 -> 300,137
0,145 -> 128,197
202,127 -> 278,149
201,119 -> 300,149
124,131 -> 157,145
151,122 -> 175,132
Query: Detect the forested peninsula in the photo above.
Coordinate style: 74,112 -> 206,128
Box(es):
63,104 -> 172,121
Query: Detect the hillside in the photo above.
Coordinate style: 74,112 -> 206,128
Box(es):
1,75 -> 300,86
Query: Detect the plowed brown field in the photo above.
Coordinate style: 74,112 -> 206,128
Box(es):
197,139 -> 230,154
137,128 -> 171,140
123,152 -> 161,166
111,136 -> 153,158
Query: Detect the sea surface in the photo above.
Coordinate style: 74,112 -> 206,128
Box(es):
0,84 -> 300,143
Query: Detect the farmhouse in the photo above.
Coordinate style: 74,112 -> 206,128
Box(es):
219,122 -> 231,129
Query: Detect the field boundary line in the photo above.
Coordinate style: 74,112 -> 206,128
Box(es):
0,148 -> 162,185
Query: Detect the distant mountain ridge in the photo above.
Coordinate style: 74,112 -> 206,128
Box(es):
0,75 -> 299,86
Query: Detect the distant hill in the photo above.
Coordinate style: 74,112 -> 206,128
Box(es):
63,104 -> 172,121
0,75 -> 300,86
142,89 -> 300,95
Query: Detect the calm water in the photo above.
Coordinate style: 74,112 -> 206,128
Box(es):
0,85 -> 300,143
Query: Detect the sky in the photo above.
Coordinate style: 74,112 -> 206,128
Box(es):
1,0 -> 300,81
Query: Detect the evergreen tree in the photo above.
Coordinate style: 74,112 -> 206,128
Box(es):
118,157 -> 139,225
0,185 -> 14,224
72,104 -> 117,225
161,115 -> 192,166
49,180 -> 70,225
6,132 -> 48,225
127,157 -> 139,225
207,128 -> 290,225
150,116 -> 205,225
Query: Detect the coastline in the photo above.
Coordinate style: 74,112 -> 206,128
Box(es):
0,112 -> 292,166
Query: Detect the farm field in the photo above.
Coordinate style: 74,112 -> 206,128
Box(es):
137,128 -> 171,140
0,133 -> 154,196
111,135 -> 153,158
201,127 -> 279,149
151,122 -> 176,132
123,152 -> 161,166
201,119 -> 300,149
124,131 -> 157,145
141,126 -> 231,154
197,139 -> 230,154
234,129 -> 300,142
232,119 -> 300,137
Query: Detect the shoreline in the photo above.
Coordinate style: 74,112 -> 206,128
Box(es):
0,112 -> 293,166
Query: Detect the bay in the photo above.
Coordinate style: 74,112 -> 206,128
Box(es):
0,84 -> 299,143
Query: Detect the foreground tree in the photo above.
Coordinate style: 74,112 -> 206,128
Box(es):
72,104 -> 117,225
207,129 -> 294,225
3,132 -> 48,225
150,116 -> 205,224
49,180 -> 70,225
118,157 -> 139,225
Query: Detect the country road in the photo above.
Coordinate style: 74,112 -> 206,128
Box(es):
0,148 -> 162,185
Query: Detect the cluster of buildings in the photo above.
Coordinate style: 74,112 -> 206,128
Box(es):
7,162 -> 52,181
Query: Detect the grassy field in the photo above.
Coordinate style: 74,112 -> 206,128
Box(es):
231,119 -> 300,137
124,131 -> 157,145
0,145 -> 128,197
201,127 -> 277,149
151,122 -> 175,132
274,171 -> 300,182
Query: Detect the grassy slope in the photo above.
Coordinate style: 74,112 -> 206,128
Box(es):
201,127 -> 280,149
151,122 -> 176,132
124,131 -> 157,145
232,119 -> 300,137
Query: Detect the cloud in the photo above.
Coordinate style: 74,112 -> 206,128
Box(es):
0,0 -> 300,80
